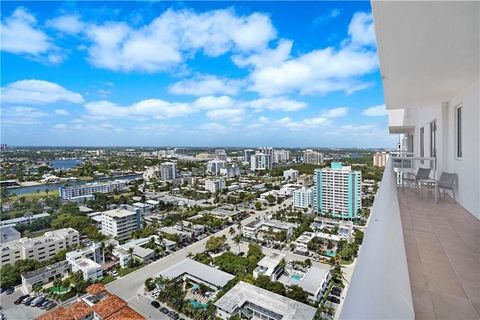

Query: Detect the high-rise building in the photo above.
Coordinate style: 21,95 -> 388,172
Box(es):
304,150 -> 324,165
293,187 -> 314,209
244,149 -> 255,164
174,148 -> 188,155
373,152 -> 389,167
313,162 -> 362,219
251,153 -> 272,171
283,169 -> 299,181
273,149 -> 291,163
207,159 -> 226,175
205,178 -> 226,193
160,162 -> 176,181
101,208 -> 141,241
220,165 -> 241,178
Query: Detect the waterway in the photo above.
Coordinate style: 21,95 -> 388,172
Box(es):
47,159 -> 83,170
10,174 -> 142,196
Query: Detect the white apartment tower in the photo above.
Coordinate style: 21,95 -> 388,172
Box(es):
283,169 -> 299,182
207,159 -> 226,175
273,149 -> 291,163
304,150 -> 324,165
205,178 -> 226,194
160,162 -> 176,181
101,208 -> 141,241
244,149 -> 255,164
293,187 -> 314,209
251,153 -> 272,171
373,152 -> 389,167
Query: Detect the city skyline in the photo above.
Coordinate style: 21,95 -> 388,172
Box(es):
1,1 -> 395,147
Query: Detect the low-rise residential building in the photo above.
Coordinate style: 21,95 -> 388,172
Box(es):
0,226 -> 20,243
158,258 -> 235,291
59,180 -> 127,200
159,226 -> 192,243
101,208 -> 141,241
297,174 -> 313,187
132,202 -> 152,214
0,213 -> 50,228
242,219 -> 296,242
310,217 -> 354,241
205,178 -> 226,193
215,281 -> 317,320
279,265 -> 331,302
66,242 -> 103,281
36,284 -> 145,320
293,187 -> 314,209
0,228 -> 79,266
21,260 -> 71,293
253,251 -> 286,281
283,169 -> 299,182
177,221 -> 206,237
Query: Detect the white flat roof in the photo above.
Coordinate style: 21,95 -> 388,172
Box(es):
214,281 -> 316,320
102,208 -> 137,218
158,258 -> 234,288
279,266 -> 330,295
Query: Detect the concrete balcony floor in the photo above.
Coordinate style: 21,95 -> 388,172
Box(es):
399,188 -> 480,319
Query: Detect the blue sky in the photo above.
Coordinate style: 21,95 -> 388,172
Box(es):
1,1 -> 396,148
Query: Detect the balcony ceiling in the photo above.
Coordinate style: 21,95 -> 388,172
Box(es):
372,1 -> 479,109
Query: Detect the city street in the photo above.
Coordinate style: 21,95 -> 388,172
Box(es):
106,200 -> 291,319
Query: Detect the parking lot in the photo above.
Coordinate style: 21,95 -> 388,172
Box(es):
0,287 -> 48,320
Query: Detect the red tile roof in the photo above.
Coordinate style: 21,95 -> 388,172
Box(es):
92,294 -> 128,319
36,307 -> 73,320
85,283 -> 106,295
105,306 -> 145,320
68,301 -> 92,320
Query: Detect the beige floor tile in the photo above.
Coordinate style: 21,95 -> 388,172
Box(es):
430,292 -> 479,320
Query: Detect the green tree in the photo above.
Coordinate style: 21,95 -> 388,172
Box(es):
205,235 -> 226,253
287,285 -> 309,304
254,201 -> 262,210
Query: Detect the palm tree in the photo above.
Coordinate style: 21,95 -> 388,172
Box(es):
228,227 -> 235,237
100,241 -> 105,264
234,235 -> 241,253
128,247 -> 135,268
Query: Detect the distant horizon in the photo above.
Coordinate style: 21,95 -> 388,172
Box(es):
3,145 -> 395,150
1,1 -> 396,147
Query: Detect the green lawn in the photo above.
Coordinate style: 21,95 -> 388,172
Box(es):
117,265 -> 142,277
100,274 -> 115,284
9,190 -> 59,201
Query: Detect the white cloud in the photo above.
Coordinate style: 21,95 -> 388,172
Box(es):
239,11 -> 377,96
193,96 -> 236,110
233,39 -> 292,68
362,104 -> 387,116
169,75 -> 243,96
199,122 -> 228,132
85,9 -> 276,72
53,123 -> 67,130
84,99 -> 194,119
47,15 -> 84,34
321,107 -> 348,118
1,80 -> 84,105
246,97 -> 307,112
275,116 -> 330,130
2,106 -> 47,126
0,8 -> 56,60
54,109 -> 70,116
249,46 -> 377,96
348,12 -> 376,47
206,108 -> 245,122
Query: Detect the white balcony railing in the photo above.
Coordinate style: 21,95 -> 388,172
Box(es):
340,158 -> 414,319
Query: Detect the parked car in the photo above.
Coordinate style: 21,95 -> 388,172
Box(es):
34,297 -> 46,307
332,286 -> 342,293
4,288 -> 14,295
45,302 -> 57,310
22,297 -> 35,305
40,300 -> 51,309
327,296 -> 340,304
160,307 -> 169,314
14,295 -> 29,305
30,296 -> 44,306
150,301 -> 160,308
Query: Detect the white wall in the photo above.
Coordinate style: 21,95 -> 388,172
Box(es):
408,79 -> 479,219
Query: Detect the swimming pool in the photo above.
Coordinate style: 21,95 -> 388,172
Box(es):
189,299 -> 208,309
290,274 -> 302,281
